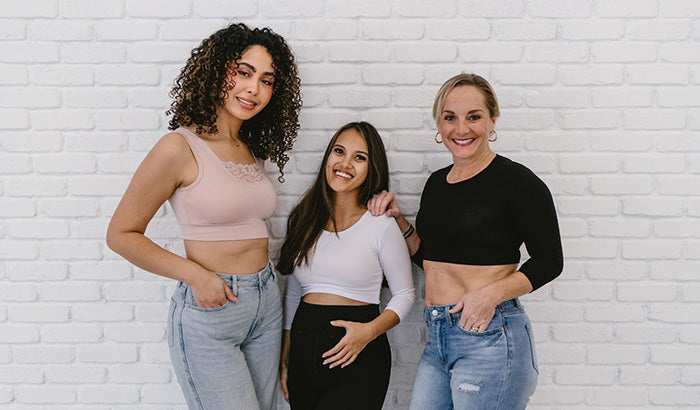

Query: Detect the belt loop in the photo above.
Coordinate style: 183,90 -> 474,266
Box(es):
231,276 -> 238,296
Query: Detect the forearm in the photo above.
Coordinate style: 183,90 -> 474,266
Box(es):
280,329 -> 291,366
107,230 -> 209,285
367,309 -> 400,340
395,214 -> 420,256
482,271 -> 533,306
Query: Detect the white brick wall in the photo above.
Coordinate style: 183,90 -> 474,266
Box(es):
1,0 -> 699,408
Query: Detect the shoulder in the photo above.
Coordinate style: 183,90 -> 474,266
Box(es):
139,131 -> 196,176
494,155 -> 552,196
361,212 -> 400,235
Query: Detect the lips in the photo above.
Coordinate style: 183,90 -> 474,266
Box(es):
236,97 -> 257,110
452,138 -> 475,146
334,170 -> 353,179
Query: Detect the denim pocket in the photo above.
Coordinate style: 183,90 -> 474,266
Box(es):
524,322 -> 539,373
183,283 -> 231,312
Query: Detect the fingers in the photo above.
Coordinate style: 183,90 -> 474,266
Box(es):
367,190 -> 396,216
448,300 -> 464,314
280,367 -> 289,403
224,284 -> 238,303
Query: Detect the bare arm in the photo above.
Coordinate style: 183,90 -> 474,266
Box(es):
367,190 -> 420,255
106,133 -> 236,307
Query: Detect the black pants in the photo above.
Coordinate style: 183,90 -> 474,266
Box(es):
287,301 -> 391,410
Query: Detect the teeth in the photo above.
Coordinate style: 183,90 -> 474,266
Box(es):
237,97 -> 254,106
453,138 -> 474,146
335,171 -> 352,179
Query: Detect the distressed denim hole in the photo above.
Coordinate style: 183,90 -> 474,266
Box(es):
457,382 -> 481,393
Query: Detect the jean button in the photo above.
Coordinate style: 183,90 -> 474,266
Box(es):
431,309 -> 438,316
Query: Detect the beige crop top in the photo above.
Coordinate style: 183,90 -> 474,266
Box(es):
168,127 -> 277,241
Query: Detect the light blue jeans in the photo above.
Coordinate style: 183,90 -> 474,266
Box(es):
409,298 -> 538,410
167,262 -> 282,410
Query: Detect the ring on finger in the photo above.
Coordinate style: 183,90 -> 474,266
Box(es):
470,326 -> 479,332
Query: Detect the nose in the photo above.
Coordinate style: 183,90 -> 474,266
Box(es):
456,120 -> 470,135
246,78 -> 259,95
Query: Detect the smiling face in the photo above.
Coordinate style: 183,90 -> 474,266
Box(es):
437,85 -> 497,161
219,45 -> 275,123
324,128 -> 370,199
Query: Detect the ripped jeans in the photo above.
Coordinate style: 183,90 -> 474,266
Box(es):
409,299 -> 538,410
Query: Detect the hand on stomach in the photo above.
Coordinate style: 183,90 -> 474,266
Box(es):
423,261 -> 518,306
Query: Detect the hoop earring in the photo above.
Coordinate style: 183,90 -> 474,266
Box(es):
488,130 -> 498,142
435,132 -> 442,144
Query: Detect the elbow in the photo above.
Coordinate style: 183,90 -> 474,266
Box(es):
105,222 -> 128,256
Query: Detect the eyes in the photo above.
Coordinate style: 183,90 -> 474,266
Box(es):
235,69 -> 274,86
333,147 -> 367,161
442,114 -> 482,121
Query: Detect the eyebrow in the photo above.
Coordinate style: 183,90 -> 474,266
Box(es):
238,62 -> 275,77
333,143 -> 368,156
442,109 -> 485,114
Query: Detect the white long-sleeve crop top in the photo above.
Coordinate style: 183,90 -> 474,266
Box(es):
283,211 -> 415,330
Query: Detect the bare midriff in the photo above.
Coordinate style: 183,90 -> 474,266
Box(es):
302,293 -> 369,306
423,261 -> 519,306
184,238 -> 269,275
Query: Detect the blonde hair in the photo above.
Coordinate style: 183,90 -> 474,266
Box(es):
432,73 -> 500,123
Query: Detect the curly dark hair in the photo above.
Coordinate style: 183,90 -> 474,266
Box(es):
167,23 -> 302,181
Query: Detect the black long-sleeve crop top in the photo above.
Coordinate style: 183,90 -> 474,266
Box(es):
414,155 -> 563,291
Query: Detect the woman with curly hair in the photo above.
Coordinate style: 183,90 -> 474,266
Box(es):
106,23 -> 301,409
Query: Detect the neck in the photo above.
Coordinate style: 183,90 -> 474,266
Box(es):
451,149 -> 496,181
211,109 -> 244,144
329,192 -> 365,230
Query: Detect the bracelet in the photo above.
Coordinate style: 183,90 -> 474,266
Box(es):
402,223 -> 415,239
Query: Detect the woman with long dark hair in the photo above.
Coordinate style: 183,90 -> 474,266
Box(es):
106,23 -> 301,409
277,122 -> 415,410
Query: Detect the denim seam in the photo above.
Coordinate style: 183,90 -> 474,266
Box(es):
177,305 -> 205,410
495,317 -> 513,409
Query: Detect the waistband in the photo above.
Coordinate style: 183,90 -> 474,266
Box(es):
214,260 -> 275,289
423,298 -> 522,323
292,301 -> 380,335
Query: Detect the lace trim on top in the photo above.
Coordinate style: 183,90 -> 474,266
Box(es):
222,161 -> 265,183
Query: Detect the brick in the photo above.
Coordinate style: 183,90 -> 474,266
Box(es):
104,324 -> 165,343
327,0 -> 390,17
0,42 -> 59,63
619,283 -> 678,302
95,65 -> 159,86
652,346 -> 700,364
140,343 -> 171,363
660,43 -> 700,62
5,261 -> 67,281
428,20 -> 490,40
0,154 -> 31,173
8,304 -> 69,322
628,64 -> 690,85
38,282 -> 101,302
592,88 -> 654,107
587,345 -> 647,365
597,0 -> 658,17
498,109 -> 555,130
622,198 -> 683,217
559,65 -> 624,85
624,155 -> 686,173
0,283 -> 36,302
31,109 -> 93,130
192,0 -> 256,17
29,65 -> 94,86
623,241 -> 683,260
141,384 -> 187,404
552,282 -> 614,301
0,87 -> 61,108
458,0 -> 525,17
558,198 -> 619,216
95,21 -> 159,40
395,43 -> 458,62
585,387 -> 649,406
77,344 -> 138,363
126,0 -> 189,17
525,89 -> 589,108
15,386 -> 76,404
525,43 -> 589,63
585,304 -> 645,322
129,42 -> 193,63
12,346 -> 74,364
362,110 -> 424,130
657,135 -> 700,152
592,42 -> 657,63
96,110 -> 160,130
0,365 -> 43,383
494,20 -> 555,40
555,366 -> 616,385
650,387 -> 700,405
0,109 -> 29,129
589,218 -> 650,238
658,176 -> 700,195
361,65 -> 424,85
590,176 -> 653,195
392,88 -> 435,108
542,176 -> 589,195
103,282 -> 164,302
61,44 -> 125,63
591,131 -> 653,152
41,241 -> 102,261
527,303 -> 583,322
65,132 -> 128,152
42,324 -> 102,343
459,43 -> 522,62
655,220 -> 700,238
558,155 -> 621,173
38,199 -> 99,217
0,0 -> 56,17
72,304 -> 134,322
110,364 -> 170,383
0,65 -> 28,85
620,365 -> 678,385
78,385 -> 139,404
627,20 -> 691,40
0,240 -> 39,261
28,20 -> 90,40
328,88 -> 390,108
492,65 -> 557,85
135,303 -> 168,322
537,343 -> 585,364
649,303 -> 700,323
63,89 -> 127,109
561,20 -> 625,40
0,325 -> 40,343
